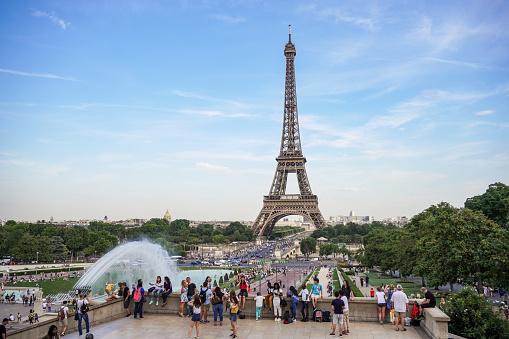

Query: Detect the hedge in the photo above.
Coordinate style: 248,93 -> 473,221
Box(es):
1,267 -> 85,278
339,268 -> 364,297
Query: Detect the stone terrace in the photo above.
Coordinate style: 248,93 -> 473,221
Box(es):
62,314 -> 428,339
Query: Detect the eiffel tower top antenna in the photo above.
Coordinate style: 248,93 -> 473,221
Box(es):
288,24 -> 291,42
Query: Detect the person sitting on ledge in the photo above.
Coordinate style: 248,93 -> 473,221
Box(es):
417,287 -> 436,320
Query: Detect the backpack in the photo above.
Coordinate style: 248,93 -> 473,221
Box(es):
80,301 -> 89,314
59,306 -> 66,320
133,287 -> 141,302
283,311 -> 292,324
411,302 -> 419,320
322,310 -> 331,322
200,288 -> 208,304
314,309 -> 322,322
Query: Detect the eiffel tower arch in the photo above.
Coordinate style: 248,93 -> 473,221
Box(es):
252,26 -> 327,239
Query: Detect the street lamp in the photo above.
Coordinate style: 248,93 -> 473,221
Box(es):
36,251 -> 39,275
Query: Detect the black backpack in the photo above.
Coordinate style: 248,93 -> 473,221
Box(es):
283,311 -> 292,324
200,288 -> 208,304
322,310 -> 331,322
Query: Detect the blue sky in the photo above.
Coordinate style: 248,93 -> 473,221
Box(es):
1,0 -> 508,223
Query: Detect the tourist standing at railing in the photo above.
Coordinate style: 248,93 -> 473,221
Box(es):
149,276 -> 164,306
341,280 -> 354,300
123,282 -> 131,317
76,294 -> 90,336
133,279 -> 145,319
301,285 -> 310,321
180,280 -> 188,317
287,286 -> 299,322
186,277 -> 197,317
211,286 -> 227,326
272,282 -> 283,322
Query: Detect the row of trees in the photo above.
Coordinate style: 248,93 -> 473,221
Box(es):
310,221 -> 398,244
361,183 -> 509,290
0,218 -> 255,262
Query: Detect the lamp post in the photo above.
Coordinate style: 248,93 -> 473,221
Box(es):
36,251 -> 39,275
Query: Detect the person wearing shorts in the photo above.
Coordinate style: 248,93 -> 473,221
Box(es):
331,291 -> 345,337
122,282 -> 131,317
58,300 -> 69,337
236,275 -> 249,310
392,285 -> 409,331
311,278 -> 323,311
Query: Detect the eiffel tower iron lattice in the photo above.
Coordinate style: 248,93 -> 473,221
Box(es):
252,27 -> 327,238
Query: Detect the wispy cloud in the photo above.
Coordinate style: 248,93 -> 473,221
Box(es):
0,68 -> 80,82
299,5 -> 375,30
32,9 -> 70,30
474,110 -> 495,116
213,14 -> 246,23
195,162 -> 229,171
423,57 -> 482,69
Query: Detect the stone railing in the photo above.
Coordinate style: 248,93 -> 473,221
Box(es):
7,293 -> 450,338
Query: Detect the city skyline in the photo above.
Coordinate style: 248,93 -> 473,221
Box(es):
1,1 -> 508,222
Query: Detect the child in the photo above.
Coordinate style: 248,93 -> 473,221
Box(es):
229,291 -> 239,339
370,288 -> 375,298
253,292 -> 265,321
187,294 -> 201,339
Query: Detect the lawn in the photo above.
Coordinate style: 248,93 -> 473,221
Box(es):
363,271 -> 421,297
8,277 -> 78,296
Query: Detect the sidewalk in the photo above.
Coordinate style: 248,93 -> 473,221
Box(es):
60,313 -> 427,339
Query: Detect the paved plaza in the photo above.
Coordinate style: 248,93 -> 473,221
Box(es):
61,314 -> 428,339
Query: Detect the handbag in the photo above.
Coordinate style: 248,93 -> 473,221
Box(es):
147,287 -> 155,293
280,298 -> 288,307
142,294 -> 147,303
74,313 -> 79,321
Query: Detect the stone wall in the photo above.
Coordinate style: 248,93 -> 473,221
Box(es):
7,298 -> 127,339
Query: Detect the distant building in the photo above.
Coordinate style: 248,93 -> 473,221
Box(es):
164,209 -> 172,223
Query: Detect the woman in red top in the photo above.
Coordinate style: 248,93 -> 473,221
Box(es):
236,275 -> 249,310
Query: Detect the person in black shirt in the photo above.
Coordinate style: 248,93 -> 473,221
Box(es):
418,287 -> 436,319
123,282 -> 131,316
186,277 -> 197,317
0,318 -> 8,339
331,292 -> 345,337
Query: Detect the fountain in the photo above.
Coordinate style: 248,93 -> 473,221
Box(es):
45,240 -> 232,303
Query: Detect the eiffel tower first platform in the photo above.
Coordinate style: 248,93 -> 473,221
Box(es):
252,27 -> 327,239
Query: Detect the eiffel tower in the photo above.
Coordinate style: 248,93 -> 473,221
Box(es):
252,26 -> 327,238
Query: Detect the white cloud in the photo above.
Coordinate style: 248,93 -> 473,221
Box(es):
213,14 -> 246,23
0,68 -> 80,82
195,162 -> 229,171
32,9 -> 70,30
300,5 -> 375,30
474,110 -> 495,116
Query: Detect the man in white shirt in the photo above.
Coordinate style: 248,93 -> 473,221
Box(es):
391,285 -> 409,331
340,291 -> 350,334
76,294 -> 90,336
301,287 -> 310,322
58,300 -> 70,336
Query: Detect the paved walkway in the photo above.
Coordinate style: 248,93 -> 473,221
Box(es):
61,314 -> 427,339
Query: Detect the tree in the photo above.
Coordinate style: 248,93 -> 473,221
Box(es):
415,202 -> 509,291
212,234 -> 227,244
300,237 -> 316,259
319,243 -> 332,257
64,226 -> 89,257
465,182 -> 509,229
49,236 -> 68,262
